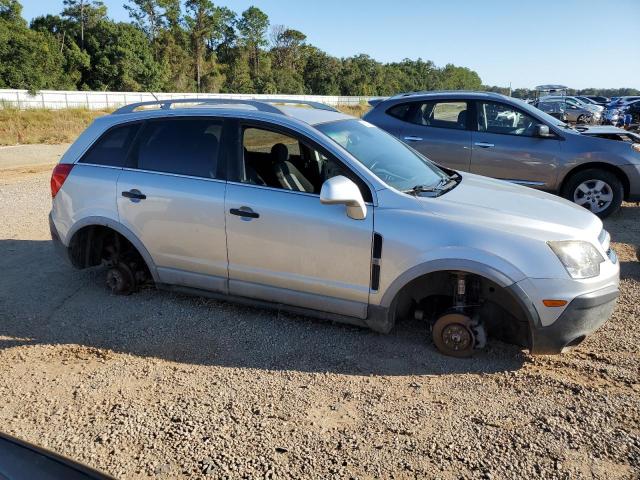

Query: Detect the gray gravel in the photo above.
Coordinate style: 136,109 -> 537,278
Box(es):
0,160 -> 639,479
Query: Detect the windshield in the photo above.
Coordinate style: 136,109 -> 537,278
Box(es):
316,119 -> 449,192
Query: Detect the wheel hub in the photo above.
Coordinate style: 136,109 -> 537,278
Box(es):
574,179 -> 613,214
432,313 -> 476,357
441,324 -> 472,351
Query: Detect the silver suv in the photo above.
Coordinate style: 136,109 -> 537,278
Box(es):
49,99 -> 620,357
364,91 -> 640,218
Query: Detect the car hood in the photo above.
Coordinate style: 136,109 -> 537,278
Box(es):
421,173 -> 602,240
577,125 -> 630,135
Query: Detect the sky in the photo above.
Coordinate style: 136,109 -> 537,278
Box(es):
20,0 -> 640,90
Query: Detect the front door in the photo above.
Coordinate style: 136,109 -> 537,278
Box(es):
117,117 -> 229,293
470,100 -> 562,190
225,123 -> 374,318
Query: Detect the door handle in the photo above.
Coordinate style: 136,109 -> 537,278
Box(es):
121,189 -> 146,201
230,207 -> 259,219
474,142 -> 494,148
404,136 -> 423,142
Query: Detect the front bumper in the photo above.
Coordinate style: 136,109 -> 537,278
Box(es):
529,285 -> 619,354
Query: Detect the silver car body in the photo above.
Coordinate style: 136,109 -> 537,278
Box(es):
50,101 -> 620,354
364,91 -> 640,201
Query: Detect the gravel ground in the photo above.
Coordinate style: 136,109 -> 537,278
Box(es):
0,152 -> 639,479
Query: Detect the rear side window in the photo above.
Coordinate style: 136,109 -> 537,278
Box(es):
132,118 -> 223,179
387,103 -> 412,120
410,101 -> 469,130
79,123 -> 140,167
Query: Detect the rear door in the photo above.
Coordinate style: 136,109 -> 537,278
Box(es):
398,99 -> 472,171
117,117 -> 229,293
470,100 -> 562,190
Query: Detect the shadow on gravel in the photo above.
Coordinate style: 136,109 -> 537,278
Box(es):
0,239 -> 526,376
619,261 -> 640,281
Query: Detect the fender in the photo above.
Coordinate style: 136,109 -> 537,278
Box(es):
66,215 -> 160,282
378,248 -> 527,309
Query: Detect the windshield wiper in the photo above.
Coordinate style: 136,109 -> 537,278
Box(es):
405,177 -> 456,195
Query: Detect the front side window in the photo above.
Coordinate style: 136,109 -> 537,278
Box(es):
132,118 -> 222,178
240,125 -> 372,201
411,101 -> 468,130
476,101 -> 538,137
317,119 -> 449,192
80,123 -> 141,167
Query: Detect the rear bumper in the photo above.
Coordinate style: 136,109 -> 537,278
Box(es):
49,213 -> 71,265
529,285 -> 619,354
621,164 -> 640,201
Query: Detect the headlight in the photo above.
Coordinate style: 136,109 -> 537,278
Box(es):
548,241 -> 604,279
632,143 -> 640,153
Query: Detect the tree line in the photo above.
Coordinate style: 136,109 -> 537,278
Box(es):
0,0 -> 637,98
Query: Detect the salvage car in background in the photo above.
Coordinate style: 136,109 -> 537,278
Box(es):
584,96 -> 610,106
534,101 -> 569,122
364,91 -> 640,217
539,96 -> 602,124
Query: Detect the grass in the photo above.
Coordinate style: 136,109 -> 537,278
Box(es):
0,108 -> 111,146
336,104 -> 370,118
0,103 -> 371,146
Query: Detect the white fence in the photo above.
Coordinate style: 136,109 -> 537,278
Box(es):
0,89 -> 375,110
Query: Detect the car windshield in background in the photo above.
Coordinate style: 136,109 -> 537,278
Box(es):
513,98 -> 568,127
316,119 -> 449,192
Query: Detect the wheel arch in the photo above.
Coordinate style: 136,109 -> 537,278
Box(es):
379,258 -> 521,310
67,216 -> 159,282
560,161 -> 630,200
367,258 -> 539,347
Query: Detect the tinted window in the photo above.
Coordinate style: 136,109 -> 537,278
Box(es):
477,101 -> 538,136
134,119 -> 222,178
410,101 -> 468,130
240,125 -> 372,202
80,123 -> 140,167
387,103 -> 411,120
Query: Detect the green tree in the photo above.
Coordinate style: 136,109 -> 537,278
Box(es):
0,16 -> 74,90
237,6 -> 268,77
0,0 -> 23,23
185,0 -> 226,92
31,14 -> 91,87
302,46 -> 340,95
61,0 -> 106,49
223,48 -> 253,92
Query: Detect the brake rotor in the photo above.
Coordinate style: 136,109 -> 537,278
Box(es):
106,263 -> 135,295
432,313 -> 475,358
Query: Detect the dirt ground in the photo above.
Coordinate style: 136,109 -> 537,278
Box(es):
0,147 -> 638,479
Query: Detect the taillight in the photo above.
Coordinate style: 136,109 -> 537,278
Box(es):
51,163 -> 74,198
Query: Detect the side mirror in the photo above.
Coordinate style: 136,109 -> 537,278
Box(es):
535,124 -> 553,138
320,175 -> 367,220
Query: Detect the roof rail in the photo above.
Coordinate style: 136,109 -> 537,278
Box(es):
113,98 -> 282,114
112,97 -> 339,115
391,90 -> 504,99
260,99 -> 339,112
